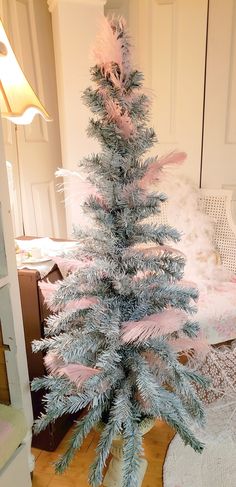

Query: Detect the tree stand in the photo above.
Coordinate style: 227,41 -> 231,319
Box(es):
101,418 -> 155,487
103,441 -> 148,487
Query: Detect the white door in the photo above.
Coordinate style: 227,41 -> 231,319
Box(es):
2,120 -> 24,237
106,0 -> 208,185
201,0 -> 236,218
1,0 -> 66,238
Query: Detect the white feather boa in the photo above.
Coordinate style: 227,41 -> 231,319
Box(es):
151,172 -> 233,290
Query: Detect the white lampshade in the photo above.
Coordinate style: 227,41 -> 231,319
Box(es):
0,18 -> 51,125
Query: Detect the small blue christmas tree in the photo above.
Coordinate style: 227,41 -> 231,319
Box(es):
32,17 -> 209,487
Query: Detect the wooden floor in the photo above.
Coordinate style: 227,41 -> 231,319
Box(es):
32,420 -> 174,487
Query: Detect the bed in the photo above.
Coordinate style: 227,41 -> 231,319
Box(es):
152,188 -> 236,345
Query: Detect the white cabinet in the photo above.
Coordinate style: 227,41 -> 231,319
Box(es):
0,127 -> 31,413
0,115 -> 33,475
0,206 -> 7,280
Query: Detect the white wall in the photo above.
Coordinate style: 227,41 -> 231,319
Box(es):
48,0 -> 106,236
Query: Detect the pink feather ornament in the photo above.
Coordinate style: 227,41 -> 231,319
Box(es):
44,352 -> 100,387
54,256 -> 93,278
64,296 -> 99,311
39,279 -> 98,312
93,17 -> 132,89
132,245 -> 185,258
38,280 -> 60,311
121,309 -> 188,343
93,18 -> 123,68
57,363 -> 100,387
44,352 -> 64,374
139,150 -> 187,189
106,99 -> 135,139
93,18 -> 125,89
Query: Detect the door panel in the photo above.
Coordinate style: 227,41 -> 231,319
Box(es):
110,0 -> 208,184
2,121 -> 24,236
201,0 -> 236,219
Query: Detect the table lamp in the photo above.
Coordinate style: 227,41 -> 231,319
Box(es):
0,17 -> 51,124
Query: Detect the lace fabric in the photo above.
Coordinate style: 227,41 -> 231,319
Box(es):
164,342 -> 236,486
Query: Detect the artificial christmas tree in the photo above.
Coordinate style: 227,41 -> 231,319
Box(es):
32,17 -> 209,487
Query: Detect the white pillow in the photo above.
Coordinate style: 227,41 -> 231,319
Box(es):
149,173 -> 232,290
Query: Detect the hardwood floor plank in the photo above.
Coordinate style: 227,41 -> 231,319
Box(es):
32,420 -> 174,487
32,447 -> 42,461
32,472 -> 54,487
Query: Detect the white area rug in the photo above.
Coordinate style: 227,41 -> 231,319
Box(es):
163,428 -> 236,487
164,344 -> 236,487
163,400 -> 236,487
